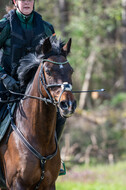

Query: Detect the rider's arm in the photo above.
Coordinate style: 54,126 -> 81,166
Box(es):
0,66 -> 5,74
0,18 -> 10,75
0,18 -> 10,49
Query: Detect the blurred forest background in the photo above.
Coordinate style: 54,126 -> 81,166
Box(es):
0,0 -> 126,166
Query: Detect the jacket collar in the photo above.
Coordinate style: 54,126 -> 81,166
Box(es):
16,10 -> 34,24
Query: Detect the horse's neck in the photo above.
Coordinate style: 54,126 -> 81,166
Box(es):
17,75 -> 57,144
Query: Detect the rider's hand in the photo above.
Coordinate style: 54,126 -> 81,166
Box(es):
1,74 -> 19,91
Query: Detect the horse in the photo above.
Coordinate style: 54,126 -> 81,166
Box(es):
0,37 -> 76,190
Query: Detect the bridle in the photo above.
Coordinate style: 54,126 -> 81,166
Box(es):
38,58 -> 72,106
3,58 -> 73,107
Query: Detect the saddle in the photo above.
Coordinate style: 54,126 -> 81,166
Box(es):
0,103 -> 16,141
0,103 -> 16,188
0,104 -> 8,123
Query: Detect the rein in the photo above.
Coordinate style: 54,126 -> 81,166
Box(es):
0,88 -> 105,104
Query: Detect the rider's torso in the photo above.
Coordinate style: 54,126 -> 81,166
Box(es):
0,9 -> 55,79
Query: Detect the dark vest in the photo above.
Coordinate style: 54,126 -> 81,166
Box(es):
2,10 -> 48,79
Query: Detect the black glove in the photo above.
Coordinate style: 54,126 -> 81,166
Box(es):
1,74 -> 19,91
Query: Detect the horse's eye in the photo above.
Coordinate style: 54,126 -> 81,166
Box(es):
46,69 -> 52,76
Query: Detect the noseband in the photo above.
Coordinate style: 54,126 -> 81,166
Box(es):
39,58 -> 72,106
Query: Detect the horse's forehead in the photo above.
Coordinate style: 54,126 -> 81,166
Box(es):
44,56 -> 70,70
49,55 -> 66,63
45,62 -> 70,71
43,55 -> 74,76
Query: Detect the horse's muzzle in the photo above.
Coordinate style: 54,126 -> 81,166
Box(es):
59,99 -> 77,118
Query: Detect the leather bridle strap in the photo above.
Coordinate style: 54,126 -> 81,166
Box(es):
39,64 -> 54,104
43,59 -> 69,65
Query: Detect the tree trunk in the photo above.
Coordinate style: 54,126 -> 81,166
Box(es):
122,0 -> 126,91
57,0 -> 69,37
79,51 -> 96,109
0,0 -> 8,17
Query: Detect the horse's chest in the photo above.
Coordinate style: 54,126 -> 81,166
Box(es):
14,154 -> 60,188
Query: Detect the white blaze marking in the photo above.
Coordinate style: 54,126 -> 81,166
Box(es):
60,64 -> 64,69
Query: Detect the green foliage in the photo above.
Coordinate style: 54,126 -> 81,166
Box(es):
61,101 -> 126,164
64,0 -> 122,95
56,182 -> 125,190
36,0 -> 62,31
110,93 -> 126,107
35,1 -> 123,98
56,162 -> 126,190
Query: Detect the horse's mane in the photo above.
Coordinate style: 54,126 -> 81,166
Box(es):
17,36 -> 65,88
17,53 -> 40,88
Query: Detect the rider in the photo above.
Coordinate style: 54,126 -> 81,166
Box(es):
0,0 -> 66,142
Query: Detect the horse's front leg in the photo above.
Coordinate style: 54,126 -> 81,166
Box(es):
6,177 -> 28,190
9,183 -> 26,190
50,184 -> 55,190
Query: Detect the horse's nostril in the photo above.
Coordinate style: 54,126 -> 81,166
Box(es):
60,101 -> 68,110
60,100 -> 77,112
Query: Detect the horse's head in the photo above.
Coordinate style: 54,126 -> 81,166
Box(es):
37,37 -> 76,118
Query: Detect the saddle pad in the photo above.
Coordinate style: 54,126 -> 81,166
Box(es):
0,103 -> 16,141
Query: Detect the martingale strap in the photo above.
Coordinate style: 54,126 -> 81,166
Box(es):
9,110 -> 58,161
7,104 -> 58,189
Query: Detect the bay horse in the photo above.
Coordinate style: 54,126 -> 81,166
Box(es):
0,37 -> 76,190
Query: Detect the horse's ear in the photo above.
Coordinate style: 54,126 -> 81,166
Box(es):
62,38 -> 72,56
42,37 -> 52,54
